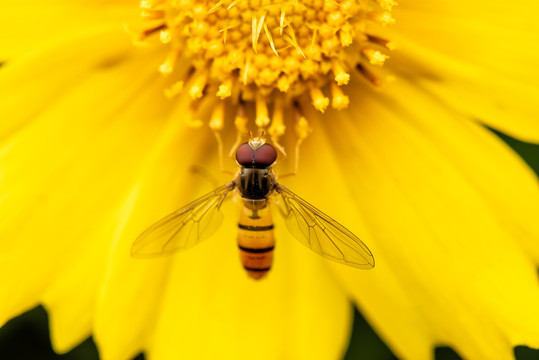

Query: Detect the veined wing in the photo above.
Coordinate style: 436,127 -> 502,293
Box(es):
275,184 -> 374,269
131,182 -> 235,257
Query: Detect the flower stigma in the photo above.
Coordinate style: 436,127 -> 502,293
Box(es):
135,0 -> 396,154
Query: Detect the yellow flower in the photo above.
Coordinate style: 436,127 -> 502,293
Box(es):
1,0 -> 539,360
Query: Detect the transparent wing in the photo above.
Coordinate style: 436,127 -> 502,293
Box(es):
275,184 -> 374,269
131,182 -> 235,258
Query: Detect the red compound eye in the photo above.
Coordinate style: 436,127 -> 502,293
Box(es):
236,143 -> 255,166
253,144 -> 277,167
236,142 -> 277,168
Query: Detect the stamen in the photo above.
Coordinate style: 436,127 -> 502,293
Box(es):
339,24 -> 353,47
135,0 -> 397,157
209,101 -> 225,132
332,60 -> 350,86
164,81 -> 184,98
356,63 -> 383,87
268,95 -> 286,156
369,11 -> 396,26
277,75 -> 291,92
185,101 -> 204,128
293,106 -> 312,174
229,105 -> 248,157
309,87 -> 329,113
189,71 -> 209,99
158,49 -> 180,75
217,78 -> 234,99
295,114 -> 312,143
159,29 -> 172,44
362,48 -> 389,66
256,94 -> 270,128
330,82 -> 349,110
242,53 -> 252,85
210,100 -> 227,171
366,34 -> 397,50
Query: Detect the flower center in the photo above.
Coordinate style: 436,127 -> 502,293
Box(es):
135,0 -> 395,155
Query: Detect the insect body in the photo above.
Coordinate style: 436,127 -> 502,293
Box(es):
131,136 -> 374,279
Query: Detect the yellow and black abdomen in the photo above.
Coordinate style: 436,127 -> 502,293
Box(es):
237,199 -> 274,280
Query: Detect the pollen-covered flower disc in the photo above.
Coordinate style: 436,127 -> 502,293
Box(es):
136,0 -> 395,147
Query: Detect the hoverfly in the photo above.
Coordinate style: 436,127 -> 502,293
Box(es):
131,135 -> 374,279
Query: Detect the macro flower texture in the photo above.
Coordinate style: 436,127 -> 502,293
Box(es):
1,0 -> 539,359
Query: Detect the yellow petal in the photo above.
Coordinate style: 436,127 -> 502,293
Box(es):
0,25 -> 169,347
0,2 -> 137,60
94,120 -> 216,360
0,25 -> 140,140
146,215 -> 351,360
292,78 -> 539,358
383,2 -> 539,142
43,241 -> 104,353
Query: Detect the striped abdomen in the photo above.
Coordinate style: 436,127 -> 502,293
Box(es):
237,200 -> 274,280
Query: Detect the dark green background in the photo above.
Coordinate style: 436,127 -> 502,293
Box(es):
1,130 -> 538,360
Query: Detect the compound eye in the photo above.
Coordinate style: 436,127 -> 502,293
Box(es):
253,144 -> 277,167
236,143 -> 255,166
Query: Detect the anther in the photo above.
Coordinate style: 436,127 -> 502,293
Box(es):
332,60 -> 350,86
217,78 -> 233,99
189,71 -> 209,99
135,0 -> 397,149
309,87 -> 329,113
330,82 -> 349,110
256,94 -> 270,128
339,24 -> 353,47
209,101 -> 225,131
362,48 -> 389,66
277,75 -> 291,92
369,12 -> 396,26
159,29 -> 172,44
158,49 -> 180,75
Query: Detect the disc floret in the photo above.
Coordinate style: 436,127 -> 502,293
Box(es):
135,0 -> 395,154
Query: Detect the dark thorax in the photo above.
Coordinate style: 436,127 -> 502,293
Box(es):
237,167 -> 275,200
